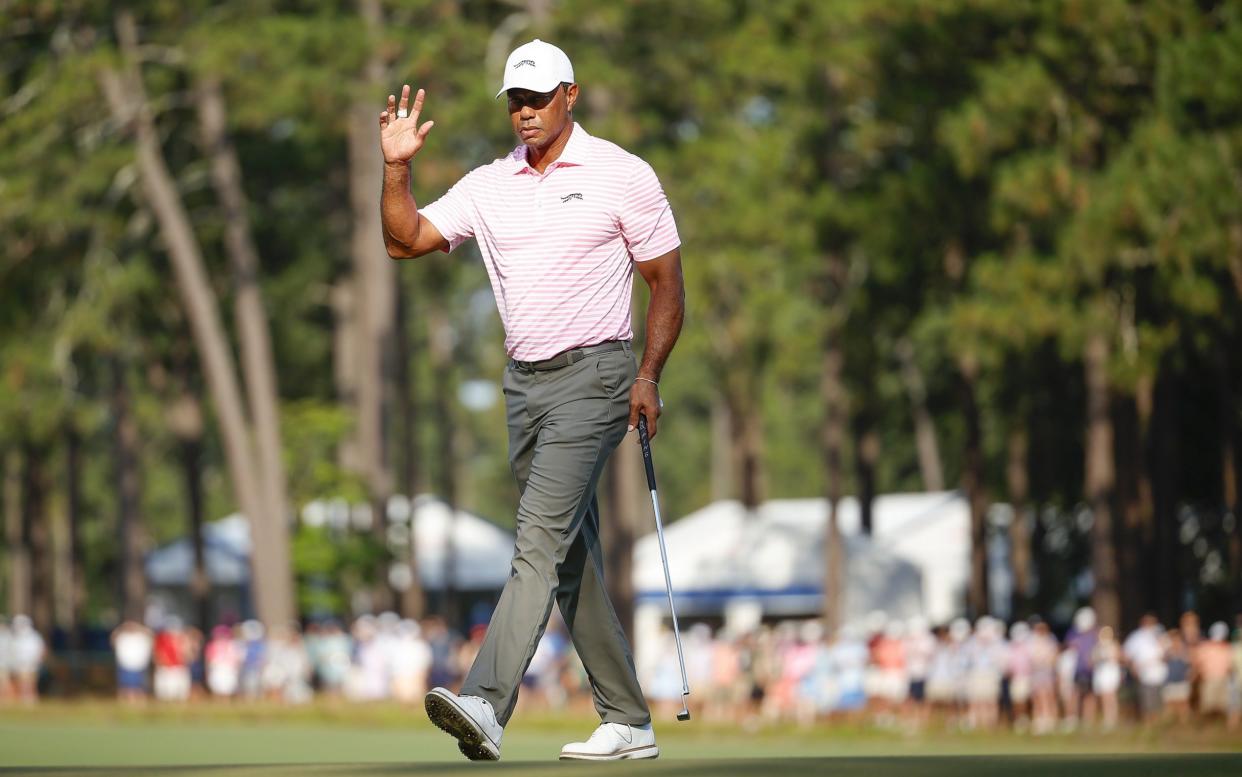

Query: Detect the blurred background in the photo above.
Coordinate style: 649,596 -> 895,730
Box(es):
2,0 -> 1242,748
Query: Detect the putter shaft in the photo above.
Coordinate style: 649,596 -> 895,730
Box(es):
638,416 -> 691,721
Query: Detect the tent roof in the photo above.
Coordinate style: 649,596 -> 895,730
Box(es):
145,496 -> 514,591
633,491 -> 967,622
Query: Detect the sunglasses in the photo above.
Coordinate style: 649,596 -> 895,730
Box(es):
506,85 -> 563,112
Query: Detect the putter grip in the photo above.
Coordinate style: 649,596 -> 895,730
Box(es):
637,416 -> 658,491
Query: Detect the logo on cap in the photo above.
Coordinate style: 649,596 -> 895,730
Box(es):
513,59 -> 536,69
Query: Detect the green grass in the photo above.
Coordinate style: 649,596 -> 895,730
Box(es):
2,701 -> 1240,776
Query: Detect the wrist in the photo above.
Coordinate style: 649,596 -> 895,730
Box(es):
635,376 -> 659,388
384,159 -> 410,172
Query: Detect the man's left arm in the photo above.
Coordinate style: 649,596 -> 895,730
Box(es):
628,247 -> 684,438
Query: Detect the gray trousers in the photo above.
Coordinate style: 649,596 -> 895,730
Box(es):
459,342 -> 651,728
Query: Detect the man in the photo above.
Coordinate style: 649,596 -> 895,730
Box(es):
1122,613 -> 1167,722
378,39 -> 684,761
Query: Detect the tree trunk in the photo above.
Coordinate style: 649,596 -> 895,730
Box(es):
65,422 -> 86,652
21,443 -> 53,637
852,420 -> 878,536
196,74 -> 295,626
959,357 -> 989,617
1084,333 -> 1120,630
1218,344 -> 1241,611
110,357 -> 146,624
394,279 -> 426,619
896,337 -> 944,491
710,394 -> 732,501
1113,391 -> 1149,629
428,296 -> 459,625
168,382 -> 210,632
726,394 -> 764,511
3,450 -> 27,618
1152,370 -> 1181,624
101,12 -> 281,626
821,337 -> 847,633
351,0 -> 398,613
1006,427 -> 1032,619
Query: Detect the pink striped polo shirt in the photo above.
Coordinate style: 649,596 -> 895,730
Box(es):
420,122 -> 680,361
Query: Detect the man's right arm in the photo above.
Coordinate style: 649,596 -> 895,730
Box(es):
378,85 -> 449,259
381,159 -> 448,258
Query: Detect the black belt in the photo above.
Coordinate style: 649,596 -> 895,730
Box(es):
509,340 -> 629,372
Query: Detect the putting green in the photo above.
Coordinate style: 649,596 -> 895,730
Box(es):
5,755 -> 1242,777
2,702 -> 1240,776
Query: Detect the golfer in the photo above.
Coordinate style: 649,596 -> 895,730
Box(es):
378,39 -> 684,761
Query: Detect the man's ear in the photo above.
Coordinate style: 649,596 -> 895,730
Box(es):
565,83 -> 579,112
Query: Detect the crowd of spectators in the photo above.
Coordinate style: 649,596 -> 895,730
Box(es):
3,606 -> 1242,734
644,608 -> 1242,732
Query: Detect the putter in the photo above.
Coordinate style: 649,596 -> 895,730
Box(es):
637,415 -> 691,722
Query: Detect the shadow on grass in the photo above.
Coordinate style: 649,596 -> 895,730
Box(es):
6,754 -> 1242,777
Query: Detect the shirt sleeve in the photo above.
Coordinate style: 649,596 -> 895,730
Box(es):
619,159 -> 681,262
419,174 -> 475,253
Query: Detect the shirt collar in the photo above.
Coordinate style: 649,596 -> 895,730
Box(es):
510,122 -> 590,174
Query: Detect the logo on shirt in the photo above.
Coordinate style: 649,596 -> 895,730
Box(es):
513,59 -> 536,69
560,193 -> 583,203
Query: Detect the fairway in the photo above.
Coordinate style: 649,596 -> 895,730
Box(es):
3,703 -> 1241,776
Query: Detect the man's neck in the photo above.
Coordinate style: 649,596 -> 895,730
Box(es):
527,121 -> 575,174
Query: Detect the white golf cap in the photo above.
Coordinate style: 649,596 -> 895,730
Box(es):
495,39 -> 574,98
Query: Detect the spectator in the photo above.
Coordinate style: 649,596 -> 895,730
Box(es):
1092,626 -> 1122,730
152,618 -> 190,702
1163,629 -> 1192,724
869,620 -> 907,727
1006,621 -> 1034,729
314,620 -> 352,698
184,626 -> 206,699
391,619 -> 432,704
1228,621 -> 1242,731
347,615 -> 386,701
1193,621 -> 1232,718
205,624 -> 242,699
708,629 -> 742,722
1028,620 -> 1059,735
422,616 -> 458,692
1064,607 -> 1099,726
238,620 -> 267,700
903,617 -> 935,726
9,615 -> 45,704
1123,613 -> 1167,723
1055,641 -> 1079,731
111,620 -> 153,704
0,616 -> 12,701
964,617 -> 1005,730
925,624 -> 960,712
829,623 -> 869,716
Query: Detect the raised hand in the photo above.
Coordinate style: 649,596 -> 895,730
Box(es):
379,85 -> 435,165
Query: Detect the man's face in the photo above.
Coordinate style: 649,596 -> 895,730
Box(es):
508,83 -> 578,149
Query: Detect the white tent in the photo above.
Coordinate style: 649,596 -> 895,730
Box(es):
146,496 -> 515,592
632,491 -> 969,626
146,515 -> 251,587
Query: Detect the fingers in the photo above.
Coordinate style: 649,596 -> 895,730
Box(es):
627,384 -> 662,439
386,86 -> 425,124
417,120 -> 435,140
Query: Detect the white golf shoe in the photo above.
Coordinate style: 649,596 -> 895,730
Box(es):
424,687 -> 503,761
559,721 -> 659,761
